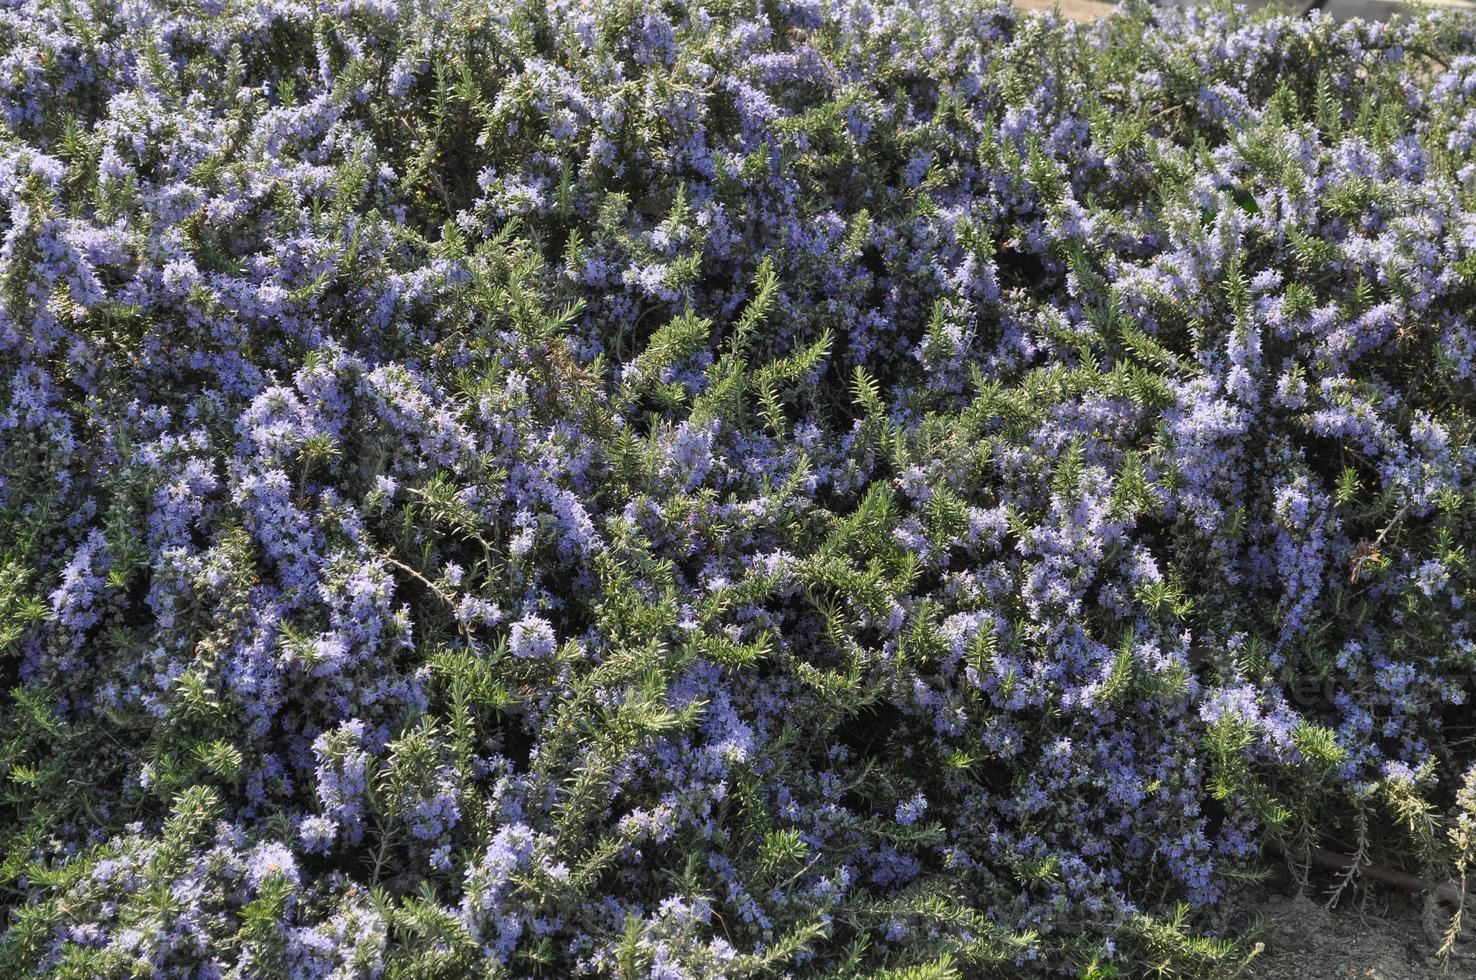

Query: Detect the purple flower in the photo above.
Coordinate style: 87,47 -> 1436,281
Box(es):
508,615 -> 556,659
895,794 -> 928,827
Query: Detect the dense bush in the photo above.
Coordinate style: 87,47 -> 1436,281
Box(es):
3,0 -> 1476,974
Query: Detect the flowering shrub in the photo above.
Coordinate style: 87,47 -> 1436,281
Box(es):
2,0 -> 1476,974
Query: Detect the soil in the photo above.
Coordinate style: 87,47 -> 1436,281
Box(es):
1245,893 -> 1444,979
1226,870 -> 1476,979
1015,0 -> 1119,21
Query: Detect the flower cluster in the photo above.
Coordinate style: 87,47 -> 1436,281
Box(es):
3,0 -> 1476,975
